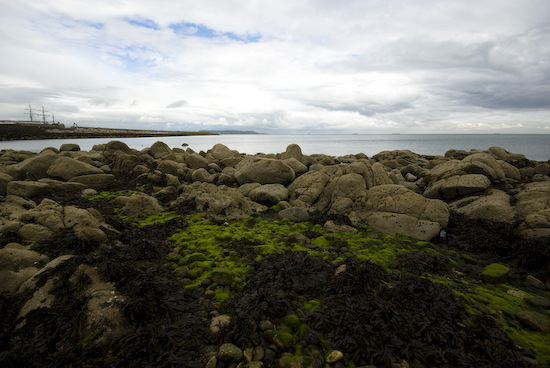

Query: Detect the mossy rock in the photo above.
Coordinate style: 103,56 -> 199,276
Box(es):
264,330 -> 295,350
185,252 -> 207,263
282,314 -> 301,332
461,253 -> 478,265
481,263 -> 509,284
285,355 -> 313,368
211,267 -> 234,286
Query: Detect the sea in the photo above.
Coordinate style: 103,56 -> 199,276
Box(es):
0,134 -> 549,161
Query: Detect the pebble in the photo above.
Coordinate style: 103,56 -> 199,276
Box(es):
252,346 -> 264,361
525,275 -> 547,290
243,347 -> 254,363
325,350 -> 344,363
507,289 -> 528,299
526,297 -> 550,309
258,320 -> 274,331
217,343 -> 243,362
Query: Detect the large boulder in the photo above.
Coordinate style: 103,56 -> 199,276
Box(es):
20,198 -> 65,233
175,182 -> 261,220
148,141 -> 172,159
360,185 -> 450,241
283,158 -> 308,176
6,181 -> 51,198
449,189 -> 515,223
248,184 -> 289,205
64,206 -> 108,243
423,174 -> 491,199
47,156 -> 103,181
235,157 -> 295,185
344,160 -> 394,189
122,192 -> 164,217
4,151 -> 58,180
288,170 -> 330,208
280,144 -> 308,166
210,144 -> 239,160
426,153 -> 506,186
0,244 -> 49,271
185,153 -> 210,169
108,151 -> 141,175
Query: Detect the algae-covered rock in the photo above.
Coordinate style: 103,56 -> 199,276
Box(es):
211,267 -> 234,286
326,350 -> 344,363
282,314 -> 301,332
218,342 -> 243,362
264,329 -> 294,350
481,263 -> 509,284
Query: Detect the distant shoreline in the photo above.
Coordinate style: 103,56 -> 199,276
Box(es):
0,123 -> 217,141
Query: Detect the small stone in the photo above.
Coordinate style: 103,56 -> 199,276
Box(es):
243,347 -> 254,363
507,289 -> 528,299
525,275 -> 547,290
287,356 -> 314,368
522,356 -> 539,367
526,297 -> 550,309
204,289 -> 216,299
252,346 -> 264,361
278,352 -> 293,368
218,343 -> 243,362
481,263 -> 509,284
206,355 -> 217,368
515,310 -> 550,332
325,350 -> 344,364
334,264 -> 347,276
258,320 -> 274,331
210,314 -> 231,334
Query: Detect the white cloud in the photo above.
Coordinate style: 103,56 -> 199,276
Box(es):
0,0 -> 549,133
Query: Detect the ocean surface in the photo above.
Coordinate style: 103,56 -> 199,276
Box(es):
1,134 -> 549,161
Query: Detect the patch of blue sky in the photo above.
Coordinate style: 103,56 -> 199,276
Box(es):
169,22 -> 261,43
125,18 -> 158,30
108,46 -> 160,72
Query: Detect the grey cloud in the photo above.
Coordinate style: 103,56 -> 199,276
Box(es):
309,100 -> 414,117
166,100 -> 188,108
88,98 -> 118,106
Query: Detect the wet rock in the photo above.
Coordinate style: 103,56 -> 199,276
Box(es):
235,157 -> 295,185
248,184 -> 289,205
6,180 -> 51,198
278,207 -> 309,222
515,311 -> 550,332
218,343 -> 244,362
122,192 -> 164,217
481,263 -> 509,284
283,158 -> 308,176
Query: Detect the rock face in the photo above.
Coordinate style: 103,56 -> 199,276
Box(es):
288,171 -> 330,208
235,157 -> 295,185
5,151 -> 59,180
6,181 -> 51,198
361,185 -> 449,241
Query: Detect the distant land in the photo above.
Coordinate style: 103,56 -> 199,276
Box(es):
199,130 -> 265,135
0,121 -> 217,141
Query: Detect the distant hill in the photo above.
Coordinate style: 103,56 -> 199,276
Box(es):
199,130 -> 265,135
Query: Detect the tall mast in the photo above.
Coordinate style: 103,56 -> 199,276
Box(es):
24,103 -> 36,121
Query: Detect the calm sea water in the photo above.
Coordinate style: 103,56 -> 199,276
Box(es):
1,134 -> 549,161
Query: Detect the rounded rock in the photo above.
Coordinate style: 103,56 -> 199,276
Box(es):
218,343 -> 243,362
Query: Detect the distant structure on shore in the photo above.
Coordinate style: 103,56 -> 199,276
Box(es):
200,130 -> 266,134
1,104 -> 61,127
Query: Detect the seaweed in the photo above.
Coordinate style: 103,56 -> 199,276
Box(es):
395,250 -> 450,275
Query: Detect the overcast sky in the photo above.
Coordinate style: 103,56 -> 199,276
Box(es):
1,0 -> 549,134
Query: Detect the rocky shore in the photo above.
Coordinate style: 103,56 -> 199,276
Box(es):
0,141 -> 549,367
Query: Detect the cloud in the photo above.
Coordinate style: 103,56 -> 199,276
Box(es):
166,99 -> 188,108
1,0 -> 549,133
